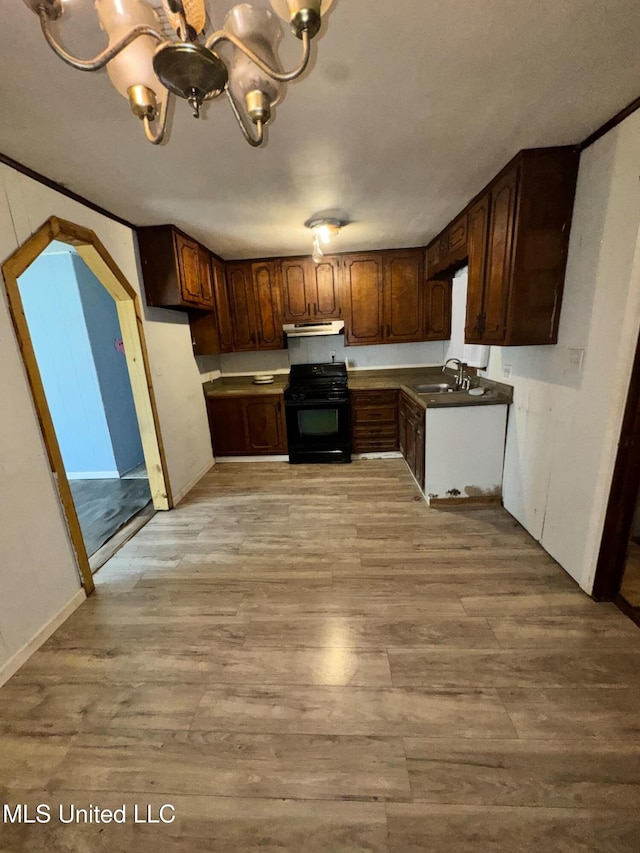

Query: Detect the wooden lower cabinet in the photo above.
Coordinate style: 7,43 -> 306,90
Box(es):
206,395 -> 287,456
350,390 -> 398,452
399,391 -> 425,489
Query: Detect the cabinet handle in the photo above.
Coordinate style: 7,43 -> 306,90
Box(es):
386,325 -> 390,337
307,303 -> 311,314
314,302 -> 317,314
258,331 -> 262,343
251,332 -> 256,344
379,325 -> 383,338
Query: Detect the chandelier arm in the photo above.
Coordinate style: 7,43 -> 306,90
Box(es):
142,93 -> 171,145
37,6 -> 165,72
225,88 -> 264,148
206,28 -> 311,83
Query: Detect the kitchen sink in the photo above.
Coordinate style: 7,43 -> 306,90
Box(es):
412,383 -> 456,393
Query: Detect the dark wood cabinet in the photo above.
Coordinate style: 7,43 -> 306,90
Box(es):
424,278 -> 452,340
190,255 -> 234,356
226,260 -> 284,352
384,250 -> 425,343
343,253 -> 385,345
350,389 -> 399,452
281,257 -> 341,322
252,261 -> 283,349
137,225 -> 215,311
465,148 -> 579,346
344,249 -> 435,345
427,212 -> 469,279
399,391 -> 425,490
465,195 -> 490,343
206,395 -> 287,456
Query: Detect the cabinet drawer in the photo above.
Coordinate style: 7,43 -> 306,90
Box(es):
353,405 -> 397,424
351,390 -> 398,406
354,438 -> 398,453
353,424 -> 398,440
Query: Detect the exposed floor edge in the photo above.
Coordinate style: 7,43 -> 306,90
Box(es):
214,456 -> 290,463
172,459 -> 216,504
0,588 -> 86,688
89,501 -> 155,573
353,452 -> 404,460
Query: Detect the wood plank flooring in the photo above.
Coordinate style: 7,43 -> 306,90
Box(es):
1,459 -> 640,852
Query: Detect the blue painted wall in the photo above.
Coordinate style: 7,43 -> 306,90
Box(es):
74,256 -> 144,475
18,252 -> 118,477
18,249 -> 144,477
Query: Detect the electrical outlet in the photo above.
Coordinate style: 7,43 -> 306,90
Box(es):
568,348 -> 584,368
502,363 -> 512,379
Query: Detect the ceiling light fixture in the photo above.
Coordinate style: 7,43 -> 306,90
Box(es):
305,217 -> 343,264
24,0 -> 335,146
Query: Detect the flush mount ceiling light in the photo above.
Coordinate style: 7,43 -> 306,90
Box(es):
305,217 -> 343,264
24,0 -> 335,146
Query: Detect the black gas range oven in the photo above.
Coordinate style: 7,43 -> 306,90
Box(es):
284,362 -> 351,464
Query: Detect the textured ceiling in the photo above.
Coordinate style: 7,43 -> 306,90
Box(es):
2,1 -> 640,259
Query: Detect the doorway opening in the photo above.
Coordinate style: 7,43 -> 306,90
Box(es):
1,217 -> 172,595
593,322 -> 640,625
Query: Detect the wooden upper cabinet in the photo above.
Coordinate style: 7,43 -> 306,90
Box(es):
425,278 -> 452,340
427,212 -> 469,279
281,257 -> 342,322
212,256 -> 233,352
465,195 -> 490,343
483,166 -> 519,343
137,225 -> 215,311
226,260 -> 284,352
383,249 -> 425,343
343,253 -> 385,345
464,147 -> 579,346
227,261 -> 257,351
252,261 -> 283,349
281,258 -> 308,322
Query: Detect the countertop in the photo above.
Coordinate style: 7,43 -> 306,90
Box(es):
348,367 -> 513,409
203,367 -> 513,410
203,375 -> 289,397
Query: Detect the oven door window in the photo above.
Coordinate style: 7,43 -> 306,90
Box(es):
297,408 -> 339,437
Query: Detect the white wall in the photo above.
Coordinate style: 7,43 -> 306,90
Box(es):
219,337 -> 448,375
484,110 -> 640,592
0,163 -> 214,677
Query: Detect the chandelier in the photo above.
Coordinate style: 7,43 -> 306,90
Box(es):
24,0 -> 334,146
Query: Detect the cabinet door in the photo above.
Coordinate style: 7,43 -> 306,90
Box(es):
311,257 -> 341,319
424,278 -> 452,340
252,262 -> 283,349
212,257 -> 233,352
483,167 -> 519,343
343,254 -> 384,346
398,397 -> 408,458
244,397 -> 287,453
383,249 -> 424,343
176,233 -> 203,305
281,258 -> 310,322
227,262 -> 257,351
197,247 -> 214,308
207,398 -> 247,455
465,195 -> 490,342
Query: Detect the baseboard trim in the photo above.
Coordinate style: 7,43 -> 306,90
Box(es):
66,470 -> 120,480
353,452 -> 403,460
428,495 -> 502,508
172,458 -> 215,505
0,588 -> 86,687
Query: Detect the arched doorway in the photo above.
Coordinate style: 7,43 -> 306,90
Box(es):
1,216 -> 172,595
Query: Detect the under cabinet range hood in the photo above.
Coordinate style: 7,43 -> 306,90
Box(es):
283,320 -> 345,338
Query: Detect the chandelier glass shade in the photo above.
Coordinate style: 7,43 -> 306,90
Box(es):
24,0 -> 334,146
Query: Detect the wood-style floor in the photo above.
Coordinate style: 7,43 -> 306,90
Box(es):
2,460 -> 640,852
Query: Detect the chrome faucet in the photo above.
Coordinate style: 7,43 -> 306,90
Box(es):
443,358 -> 465,389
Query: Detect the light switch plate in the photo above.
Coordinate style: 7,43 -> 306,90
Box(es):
502,363 -> 512,379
